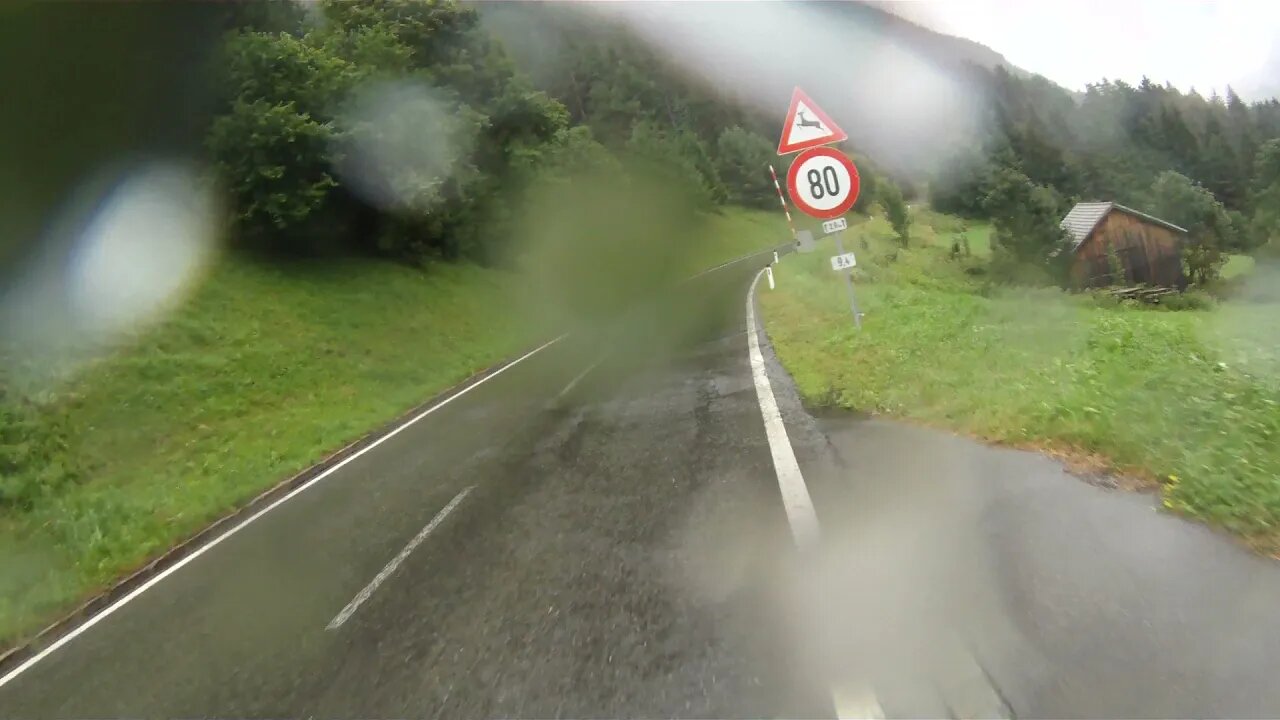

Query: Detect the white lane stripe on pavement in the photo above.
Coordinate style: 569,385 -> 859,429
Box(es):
556,356 -> 604,400
327,486 -> 474,630
746,270 -> 884,720
745,269 -> 820,548
0,337 -> 561,690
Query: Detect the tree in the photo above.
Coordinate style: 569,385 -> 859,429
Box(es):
879,178 -> 910,247
534,125 -> 622,184
1248,139 -> 1280,250
1199,116 -> 1244,209
199,1 -> 1280,267
929,149 -> 992,218
713,127 -> 775,209
1157,104 -> 1200,176
205,2 -> 596,262
852,160 -> 878,214
1009,114 -> 1080,196
1252,138 -> 1280,190
208,99 -> 338,250
982,166 -> 1071,279
218,0 -> 310,34
1148,171 -> 1233,284
625,122 -> 723,207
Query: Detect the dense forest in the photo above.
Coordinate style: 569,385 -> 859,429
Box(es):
210,0 -> 788,266
932,67 -> 1280,281
211,0 -> 1280,285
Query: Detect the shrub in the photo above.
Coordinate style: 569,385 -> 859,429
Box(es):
879,179 -> 910,247
1158,290 -> 1215,311
989,249 -> 1058,286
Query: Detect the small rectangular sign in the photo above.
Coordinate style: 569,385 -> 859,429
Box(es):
830,252 -> 856,271
822,217 -> 848,235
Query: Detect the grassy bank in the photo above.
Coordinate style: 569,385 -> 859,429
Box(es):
0,207 -> 786,645
760,212 -> 1280,552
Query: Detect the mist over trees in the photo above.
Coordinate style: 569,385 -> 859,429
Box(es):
208,0 -> 1280,285
930,68 -> 1280,282
208,0 -> 784,265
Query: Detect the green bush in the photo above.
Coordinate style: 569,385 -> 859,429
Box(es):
989,248 -> 1058,286
879,179 -> 910,247
1158,290 -> 1216,311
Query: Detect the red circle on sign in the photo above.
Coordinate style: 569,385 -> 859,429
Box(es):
786,146 -> 860,220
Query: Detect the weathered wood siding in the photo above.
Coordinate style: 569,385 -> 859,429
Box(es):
1070,210 -> 1186,288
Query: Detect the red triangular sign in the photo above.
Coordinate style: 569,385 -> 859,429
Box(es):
776,87 -> 847,155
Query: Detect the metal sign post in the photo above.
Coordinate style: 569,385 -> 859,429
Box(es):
831,231 -> 862,330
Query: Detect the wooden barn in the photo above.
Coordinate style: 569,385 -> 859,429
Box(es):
1060,202 -> 1188,289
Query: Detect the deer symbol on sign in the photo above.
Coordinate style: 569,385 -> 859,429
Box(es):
796,110 -> 825,131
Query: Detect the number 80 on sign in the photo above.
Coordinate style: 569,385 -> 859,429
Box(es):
785,146 -> 861,220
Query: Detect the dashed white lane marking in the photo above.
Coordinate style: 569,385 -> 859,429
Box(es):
0,337 -> 561,690
556,356 -> 604,401
327,486 -> 475,630
746,269 -> 884,720
745,269 -> 820,547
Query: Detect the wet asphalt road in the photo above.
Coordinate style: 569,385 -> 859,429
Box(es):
4,245 -> 1280,717
0,250 -> 831,718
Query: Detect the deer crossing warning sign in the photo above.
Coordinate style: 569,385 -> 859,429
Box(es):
776,87 -> 847,155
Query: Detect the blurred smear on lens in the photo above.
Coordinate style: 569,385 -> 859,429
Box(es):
335,80 -> 475,213
2,162 -> 219,389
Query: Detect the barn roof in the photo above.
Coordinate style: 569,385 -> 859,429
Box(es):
1060,201 -> 1188,249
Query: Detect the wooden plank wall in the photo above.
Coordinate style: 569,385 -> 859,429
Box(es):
1071,210 -> 1185,288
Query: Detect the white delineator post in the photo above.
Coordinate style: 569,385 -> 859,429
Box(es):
766,266 -> 775,289
769,164 -> 797,241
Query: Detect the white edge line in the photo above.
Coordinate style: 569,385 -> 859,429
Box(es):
745,269 -> 820,547
746,273 -> 884,720
0,336 -> 562,690
688,243 -> 790,280
326,485 -> 475,630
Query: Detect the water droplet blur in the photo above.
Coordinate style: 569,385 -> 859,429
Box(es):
68,163 -> 218,335
335,80 -> 474,213
2,162 -> 218,388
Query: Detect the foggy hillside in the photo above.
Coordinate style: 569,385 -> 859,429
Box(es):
478,1 -> 1043,181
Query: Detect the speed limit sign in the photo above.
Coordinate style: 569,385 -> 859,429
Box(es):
786,146 -> 861,219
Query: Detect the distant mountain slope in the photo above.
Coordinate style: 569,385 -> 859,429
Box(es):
838,1 -> 1024,76
478,1 -> 1071,182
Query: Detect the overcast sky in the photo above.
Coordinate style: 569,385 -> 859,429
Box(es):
884,0 -> 1280,100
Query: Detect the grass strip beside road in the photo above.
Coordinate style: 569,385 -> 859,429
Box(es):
759,213 -> 1280,553
0,208 -> 787,647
